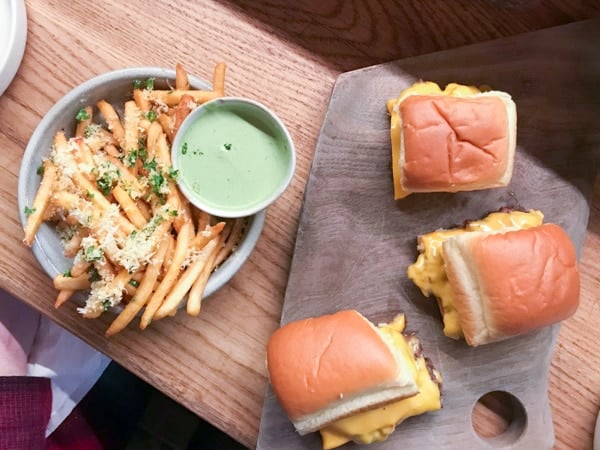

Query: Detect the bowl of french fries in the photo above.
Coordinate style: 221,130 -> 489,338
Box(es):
18,63 -> 266,336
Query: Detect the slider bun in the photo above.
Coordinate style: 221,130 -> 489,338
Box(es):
443,223 -> 580,346
399,91 -> 516,193
266,310 -> 419,435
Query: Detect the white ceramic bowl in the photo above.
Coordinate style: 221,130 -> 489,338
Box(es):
172,97 -> 296,218
0,0 -> 27,96
18,67 -> 265,303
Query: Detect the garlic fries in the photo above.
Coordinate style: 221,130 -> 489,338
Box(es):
22,63 -> 246,335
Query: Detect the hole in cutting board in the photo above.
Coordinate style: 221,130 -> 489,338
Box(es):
472,391 -> 527,446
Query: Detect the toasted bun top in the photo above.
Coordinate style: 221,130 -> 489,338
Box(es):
266,310 -> 407,421
399,92 -> 515,191
444,223 -> 580,346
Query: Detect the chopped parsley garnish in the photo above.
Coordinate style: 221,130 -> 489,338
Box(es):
169,209 -> 178,217
86,190 -> 95,199
145,110 -> 157,122
84,245 -> 104,262
75,108 -> 90,122
143,158 -> 158,171
97,176 -> 113,195
138,146 -> 148,162
88,266 -> 101,283
102,299 -> 111,312
63,269 -> 72,278
145,78 -> 155,90
84,126 -> 94,138
149,172 -> 165,197
128,279 -> 139,288
224,143 -> 232,150
167,166 -> 179,180
126,149 -> 138,167
132,79 -> 143,90
36,164 -> 44,176
61,225 -> 78,241
181,142 -> 188,155
24,206 -> 36,216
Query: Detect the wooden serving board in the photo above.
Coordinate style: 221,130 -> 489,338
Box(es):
257,19 -> 600,450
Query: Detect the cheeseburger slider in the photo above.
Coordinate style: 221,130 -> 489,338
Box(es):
408,209 -> 580,346
266,310 -> 442,449
387,81 -> 517,199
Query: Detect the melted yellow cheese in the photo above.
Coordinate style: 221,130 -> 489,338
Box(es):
386,81 -> 482,200
407,210 -> 544,339
319,315 -> 441,449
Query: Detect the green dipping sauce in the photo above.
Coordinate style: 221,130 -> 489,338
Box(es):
174,101 -> 293,216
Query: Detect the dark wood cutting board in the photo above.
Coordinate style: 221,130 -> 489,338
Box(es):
258,18 -> 600,450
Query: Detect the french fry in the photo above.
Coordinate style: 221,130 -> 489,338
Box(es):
156,237 -> 220,319
55,289 -> 75,308
161,234 -> 176,278
51,191 -> 84,211
124,101 -> 141,155
75,106 -> 93,137
155,131 -> 172,167
135,198 -> 152,221
157,113 -> 174,143
191,221 -> 226,249
103,144 -> 121,158
172,192 -> 192,232
191,207 -> 210,231
172,94 -> 194,137
124,283 -> 136,297
62,228 -> 87,258
140,222 -> 193,329
105,237 -> 170,336
94,259 -> 115,279
175,63 -> 190,90
23,160 -> 57,246
97,99 -> 125,148
146,89 -> 219,107
53,273 -> 90,291
70,259 -> 91,278
187,236 -> 222,316
145,121 -> 162,162
213,218 -> 245,268
123,270 -> 144,296
42,202 -> 60,221
54,130 -> 67,146
213,62 -> 226,97
85,128 -> 118,152
73,139 -> 94,169
133,89 -> 151,112
112,185 -> 147,229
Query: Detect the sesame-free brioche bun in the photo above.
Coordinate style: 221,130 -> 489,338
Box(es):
387,82 -> 516,199
266,310 -> 420,435
443,223 -> 580,346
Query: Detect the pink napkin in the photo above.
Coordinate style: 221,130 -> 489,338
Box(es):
0,289 -> 110,436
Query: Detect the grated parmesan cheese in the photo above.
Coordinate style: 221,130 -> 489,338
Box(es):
50,140 -> 78,177
77,273 -> 124,316
92,156 -> 120,181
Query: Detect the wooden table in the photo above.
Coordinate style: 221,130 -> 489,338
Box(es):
1,1 -> 599,448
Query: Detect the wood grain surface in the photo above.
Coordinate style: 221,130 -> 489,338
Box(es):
257,19 -> 599,450
0,1 -> 598,448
